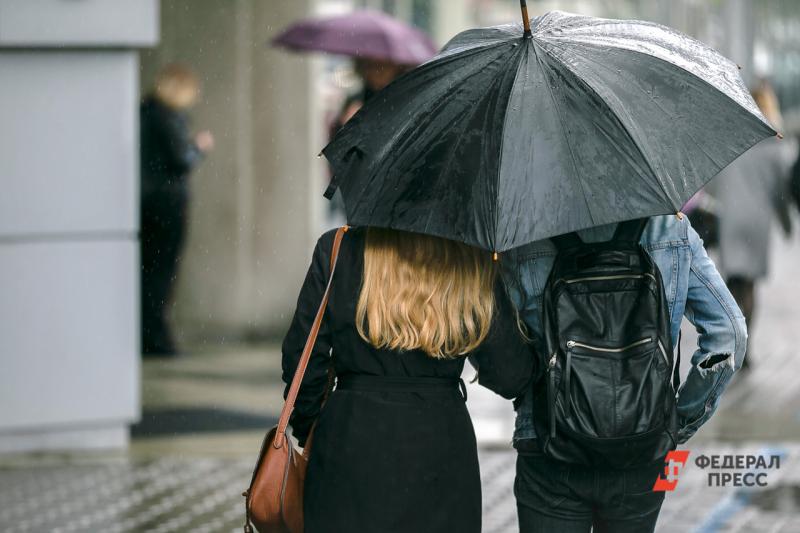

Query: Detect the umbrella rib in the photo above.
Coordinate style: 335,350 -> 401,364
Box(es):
420,46 -> 518,241
530,42 -> 596,226
565,43 -> 726,171
567,45 -> 775,199
332,42 -> 512,227
433,50 -> 517,177
534,40 -> 673,209
550,34 -> 773,132
491,43 -> 528,251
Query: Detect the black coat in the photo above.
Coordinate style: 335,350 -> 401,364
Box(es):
281,227 -> 536,533
139,95 -> 202,203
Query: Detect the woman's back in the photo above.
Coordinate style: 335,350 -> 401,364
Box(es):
281,227 -> 535,533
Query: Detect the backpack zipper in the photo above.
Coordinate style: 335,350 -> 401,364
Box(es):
657,339 -> 670,366
565,337 -> 652,352
563,337 -> 653,424
548,353 -> 557,438
565,346 -> 573,420
562,273 -> 657,284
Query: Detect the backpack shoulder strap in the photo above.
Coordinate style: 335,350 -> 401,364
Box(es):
673,330 -> 682,392
612,218 -> 648,244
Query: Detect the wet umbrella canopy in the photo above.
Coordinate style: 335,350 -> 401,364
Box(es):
322,10 -> 777,252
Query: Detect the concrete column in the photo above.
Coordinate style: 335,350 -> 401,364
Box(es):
723,0 -> 756,87
247,1 -> 327,335
431,0 -> 473,46
0,0 -> 157,453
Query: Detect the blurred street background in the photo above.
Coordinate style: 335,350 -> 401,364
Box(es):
2,0 -> 800,532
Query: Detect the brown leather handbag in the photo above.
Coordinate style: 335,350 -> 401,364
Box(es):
243,226 -> 348,533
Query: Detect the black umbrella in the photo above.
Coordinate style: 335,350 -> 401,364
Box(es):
322,6 -> 777,253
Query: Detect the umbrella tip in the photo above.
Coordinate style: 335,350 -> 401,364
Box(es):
493,251 -> 499,262
676,211 -> 684,220
776,132 -> 784,139
737,64 -> 742,70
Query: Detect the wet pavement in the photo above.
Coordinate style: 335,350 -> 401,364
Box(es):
1,231 -> 799,532
2,443 -> 800,532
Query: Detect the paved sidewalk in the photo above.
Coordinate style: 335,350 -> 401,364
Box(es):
481,444 -> 800,533
1,443 -> 798,532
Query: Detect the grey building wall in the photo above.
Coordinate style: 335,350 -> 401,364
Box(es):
0,0 -> 157,453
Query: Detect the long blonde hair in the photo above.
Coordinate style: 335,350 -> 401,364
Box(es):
356,228 -> 496,359
752,81 -> 783,131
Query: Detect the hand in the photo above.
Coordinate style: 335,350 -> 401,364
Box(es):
195,130 -> 215,152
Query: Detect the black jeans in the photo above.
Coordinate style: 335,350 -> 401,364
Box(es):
515,450 -> 666,533
140,191 -> 188,355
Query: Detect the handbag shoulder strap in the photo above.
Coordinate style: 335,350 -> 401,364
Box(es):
274,225 -> 349,447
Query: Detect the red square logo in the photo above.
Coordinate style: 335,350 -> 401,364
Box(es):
653,450 -> 691,492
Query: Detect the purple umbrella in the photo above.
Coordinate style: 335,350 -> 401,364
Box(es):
272,9 -> 437,66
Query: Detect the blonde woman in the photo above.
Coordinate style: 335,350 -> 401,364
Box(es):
140,64 -> 213,356
282,227 -> 536,532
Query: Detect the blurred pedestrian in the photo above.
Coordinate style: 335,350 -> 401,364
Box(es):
273,8 -> 433,136
281,227 -> 535,532
325,58 -> 410,224
272,9 -> 437,227
714,82 -> 797,369
328,57 -> 409,135
140,64 -> 214,356
791,139 -> 800,214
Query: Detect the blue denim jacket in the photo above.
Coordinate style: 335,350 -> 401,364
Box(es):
502,215 -> 747,444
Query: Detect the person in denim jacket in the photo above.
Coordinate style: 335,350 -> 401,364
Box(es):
502,214 -> 747,532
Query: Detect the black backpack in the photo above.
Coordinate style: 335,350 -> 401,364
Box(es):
532,218 -> 679,468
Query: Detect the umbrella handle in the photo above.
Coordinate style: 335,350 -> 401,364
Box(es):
520,0 -> 531,37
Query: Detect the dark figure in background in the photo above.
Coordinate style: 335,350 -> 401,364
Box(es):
329,58 -> 408,135
326,58 -> 408,225
140,64 -> 214,356
792,139 -> 800,215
